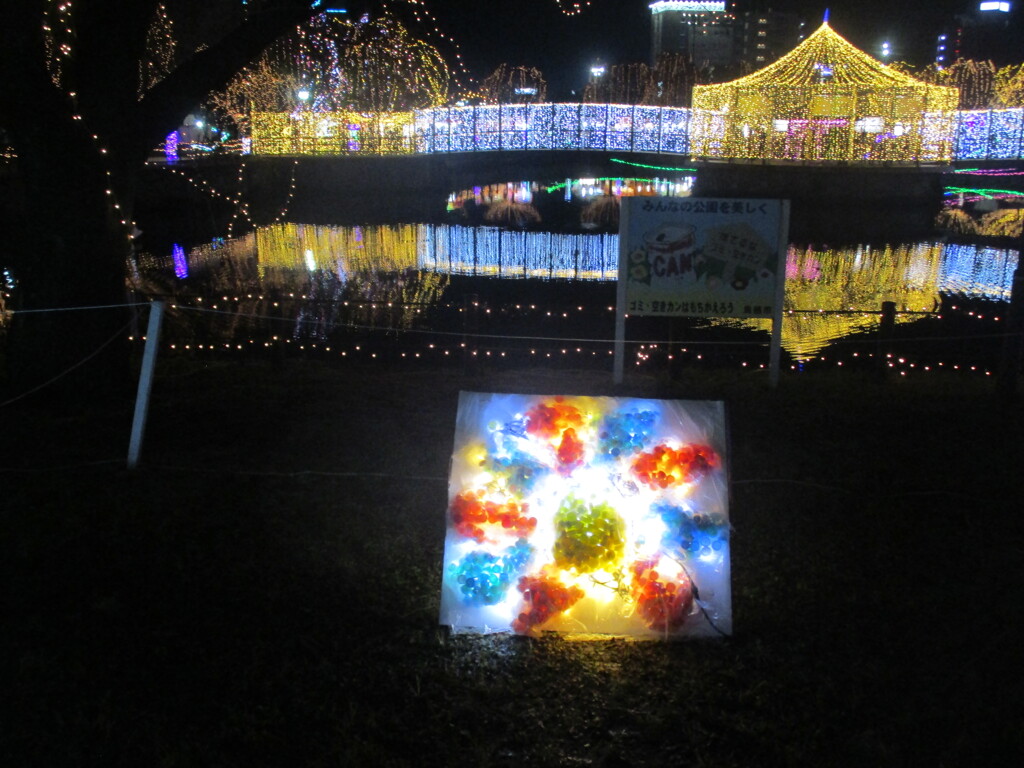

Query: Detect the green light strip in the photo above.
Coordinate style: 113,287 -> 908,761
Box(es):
610,157 -> 697,173
944,186 -> 1023,198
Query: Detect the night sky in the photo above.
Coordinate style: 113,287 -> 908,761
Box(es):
389,0 -> 980,96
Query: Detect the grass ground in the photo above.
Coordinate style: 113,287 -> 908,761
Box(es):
4,359 -> 1023,767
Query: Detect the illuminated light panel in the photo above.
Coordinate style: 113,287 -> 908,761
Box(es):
649,1 -> 726,12
440,392 -> 731,638
690,22 -> 959,162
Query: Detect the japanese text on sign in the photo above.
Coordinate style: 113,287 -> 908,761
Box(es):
619,197 -> 788,320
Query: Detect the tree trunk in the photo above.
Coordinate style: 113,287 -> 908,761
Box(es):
0,0 -> 319,405
4,123 -> 137,405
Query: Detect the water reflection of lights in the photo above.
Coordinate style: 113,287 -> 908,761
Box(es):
545,177 -> 695,199
446,177 -> 694,234
134,224 -> 1017,365
939,186 -> 1024,240
731,243 -> 1018,360
420,225 -> 619,280
445,176 -> 694,215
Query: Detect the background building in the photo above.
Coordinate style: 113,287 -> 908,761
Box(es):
738,9 -> 805,70
937,1 -> 1022,65
649,1 -> 740,72
649,2 -> 805,77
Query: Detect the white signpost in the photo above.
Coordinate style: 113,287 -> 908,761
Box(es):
614,197 -> 790,385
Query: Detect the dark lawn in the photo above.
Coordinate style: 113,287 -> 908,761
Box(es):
3,361 -> 1023,767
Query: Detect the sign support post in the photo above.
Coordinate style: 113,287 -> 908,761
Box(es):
769,201 -> 790,387
127,301 -> 164,470
613,207 -> 633,385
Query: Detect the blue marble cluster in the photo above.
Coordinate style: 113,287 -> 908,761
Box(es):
654,501 -> 728,560
486,448 -> 549,496
597,409 -> 657,460
451,538 -> 534,605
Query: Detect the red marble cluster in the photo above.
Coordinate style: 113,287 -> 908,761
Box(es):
512,574 -> 585,635
630,559 -> 694,632
631,443 -> 718,489
555,427 -> 586,475
525,399 -> 584,439
450,490 -> 538,543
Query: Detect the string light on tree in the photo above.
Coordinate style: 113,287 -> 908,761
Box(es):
140,4 -> 176,96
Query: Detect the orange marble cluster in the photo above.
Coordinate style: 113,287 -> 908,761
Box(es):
450,490 -> 538,544
631,443 -> 718,489
524,398 -> 585,439
526,399 -> 588,475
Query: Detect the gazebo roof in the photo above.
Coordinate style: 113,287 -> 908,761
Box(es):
713,21 -> 943,90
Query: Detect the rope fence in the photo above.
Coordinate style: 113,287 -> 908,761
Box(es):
2,297 -> 1020,471
4,299 -> 1016,346
0,311 -> 142,408
2,298 -> 1016,384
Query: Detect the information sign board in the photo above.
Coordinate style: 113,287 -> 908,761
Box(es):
618,197 -> 789,320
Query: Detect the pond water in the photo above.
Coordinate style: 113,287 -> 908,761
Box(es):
130,174 -> 1022,373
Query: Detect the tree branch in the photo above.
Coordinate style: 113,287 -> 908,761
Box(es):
134,1 -> 317,158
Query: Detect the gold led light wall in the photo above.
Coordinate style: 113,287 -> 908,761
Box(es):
250,111 -> 415,156
691,22 -> 959,162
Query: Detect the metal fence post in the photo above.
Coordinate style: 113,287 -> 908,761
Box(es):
127,301 -> 165,470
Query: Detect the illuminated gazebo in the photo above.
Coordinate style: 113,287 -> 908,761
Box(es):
690,21 -> 959,163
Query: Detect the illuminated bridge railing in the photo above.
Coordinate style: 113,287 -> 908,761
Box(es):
954,109 -> 1024,161
413,103 -> 692,155
413,105 -> 1024,162
246,104 -> 1024,161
